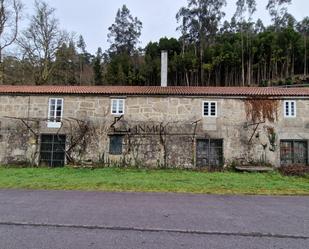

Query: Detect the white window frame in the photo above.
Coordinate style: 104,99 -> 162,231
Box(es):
284,100 -> 297,118
111,99 -> 125,115
47,98 -> 64,128
203,101 -> 217,117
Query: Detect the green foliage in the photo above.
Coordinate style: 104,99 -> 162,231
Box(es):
0,167 -> 308,195
2,0 -> 309,87
93,47 -> 103,85
267,0 -> 292,30
107,4 -> 142,55
53,42 -> 79,85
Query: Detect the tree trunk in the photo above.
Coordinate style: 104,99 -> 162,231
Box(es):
291,49 -> 295,78
241,30 -> 245,86
304,35 -> 307,77
200,47 -> 204,86
185,70 -> 189,86
0,49 -> 3,85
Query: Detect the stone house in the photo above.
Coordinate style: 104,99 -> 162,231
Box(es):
0,85 -> 308,168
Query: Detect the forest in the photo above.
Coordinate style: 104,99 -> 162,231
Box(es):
0,0 -> 308,87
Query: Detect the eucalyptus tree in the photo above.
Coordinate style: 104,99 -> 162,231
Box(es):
266,0 -> 292,31
0,0 -> 22,84
233,0 -> 256,86
176,0 -> 226,85
255,19 -> 265,33
296,17 -> 309,76
77,35 -> 87,84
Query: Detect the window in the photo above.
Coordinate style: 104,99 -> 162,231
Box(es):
40,134 -> 66,167
196,139 -> 223,168
203,101 -> 217,117
280,140 -> 308,166
48,98 -> 63,128
109,135 -> 123,155
284,100 -> 296,118
111,99 -> 125,115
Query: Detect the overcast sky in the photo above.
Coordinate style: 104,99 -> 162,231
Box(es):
21,0 -> 308,54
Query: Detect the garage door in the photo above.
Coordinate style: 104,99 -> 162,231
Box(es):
40,134 -> 66,167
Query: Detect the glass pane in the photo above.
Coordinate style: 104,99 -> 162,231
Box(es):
294,142 -> 307,164
49,110 -> 55,121
280,141 -> 293,165
57,99 -> 62,106
54,135 -> 66,143
112,100 -> 117,113
118,100 -> 124,113
204,103 -> 209,116
285,102 -> 289,116
40,152 -> 52,161
50,99 -> 56,105
210,103 -> 216,116
291,102 -> 295,116
56,105 -> 62,111
40,143 -> 53,151
40,135 -> 66,167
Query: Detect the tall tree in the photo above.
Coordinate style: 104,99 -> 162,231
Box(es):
107,5 -> 142,55
233,0 -> 256,86
18,0 -> 68,84
296,17 -> 309,77
176,0 -> 226,85
93,47 -> 103,85
54,41 -> 78,85
0,0 -> 22,84
266,0 -> 292,31
77,35 -> 87,84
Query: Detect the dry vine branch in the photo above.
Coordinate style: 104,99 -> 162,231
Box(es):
244,98 -> 279,123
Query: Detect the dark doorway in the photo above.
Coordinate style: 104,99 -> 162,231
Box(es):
196,139 -> 223,168
280,140 -> 308,166
40,134 -> 66,167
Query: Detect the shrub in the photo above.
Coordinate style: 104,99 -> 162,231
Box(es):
279,165 -> 309,177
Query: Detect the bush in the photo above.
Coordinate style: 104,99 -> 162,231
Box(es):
279,165 -> 309,177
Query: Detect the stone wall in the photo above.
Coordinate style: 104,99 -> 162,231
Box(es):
0,94 -> 308,168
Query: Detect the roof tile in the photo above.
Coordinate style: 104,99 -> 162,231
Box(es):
0,85 -> 308,97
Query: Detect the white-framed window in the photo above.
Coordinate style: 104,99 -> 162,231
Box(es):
284,100 -> 296,118
111,99 -> 125,115
203,101 -> 217,117
48,98 -> 63,128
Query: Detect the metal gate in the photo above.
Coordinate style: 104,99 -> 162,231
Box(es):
40,134 -> 66,167
196,139 -> 223,168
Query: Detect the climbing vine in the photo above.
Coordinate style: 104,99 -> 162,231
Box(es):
266,126 -> 277,152
244,98 -> 279,123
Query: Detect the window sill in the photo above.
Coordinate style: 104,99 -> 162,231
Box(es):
47,122 -> 62,129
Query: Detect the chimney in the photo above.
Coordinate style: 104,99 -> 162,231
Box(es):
161,50 -> 168,87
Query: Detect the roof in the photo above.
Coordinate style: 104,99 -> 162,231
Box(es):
0,85 -> 308,97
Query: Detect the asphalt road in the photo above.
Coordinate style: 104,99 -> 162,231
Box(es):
0,190 -> 308,249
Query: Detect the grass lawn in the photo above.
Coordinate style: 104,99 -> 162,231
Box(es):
0,167 -> 308,195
